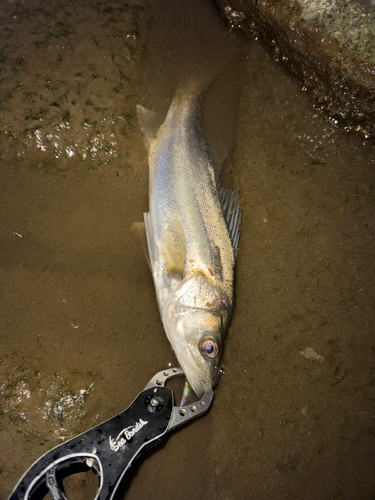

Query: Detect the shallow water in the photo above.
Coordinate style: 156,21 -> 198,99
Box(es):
1,1 -> 375,499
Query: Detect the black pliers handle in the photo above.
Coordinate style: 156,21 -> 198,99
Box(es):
8,367 -> 214,500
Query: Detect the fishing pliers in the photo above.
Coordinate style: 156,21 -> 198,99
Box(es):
8,367 -> 214,500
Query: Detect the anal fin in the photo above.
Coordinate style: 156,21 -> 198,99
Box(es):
137,105 -> 164,146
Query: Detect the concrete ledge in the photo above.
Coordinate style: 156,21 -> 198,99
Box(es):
215,0 -> 375,138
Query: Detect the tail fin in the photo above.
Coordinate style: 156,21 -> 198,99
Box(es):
170,66 -> 221,109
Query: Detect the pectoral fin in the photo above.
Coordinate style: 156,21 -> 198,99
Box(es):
162,214 -> 186,280
144,211 -> 185,279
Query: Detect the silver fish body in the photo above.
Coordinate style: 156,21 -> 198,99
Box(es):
138,83 -> 241,398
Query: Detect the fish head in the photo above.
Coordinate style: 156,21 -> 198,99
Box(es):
163,274 -> 231,398
178,311 -> 224,398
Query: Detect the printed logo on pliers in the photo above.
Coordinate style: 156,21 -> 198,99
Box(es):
109,418 -> 148,452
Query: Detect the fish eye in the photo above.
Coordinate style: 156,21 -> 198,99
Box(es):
199,336 -> 219,359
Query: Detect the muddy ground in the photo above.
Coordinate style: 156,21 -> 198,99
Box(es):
1,0 -> 375,499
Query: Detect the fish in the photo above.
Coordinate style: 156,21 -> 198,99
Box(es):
137,80 -> 241,399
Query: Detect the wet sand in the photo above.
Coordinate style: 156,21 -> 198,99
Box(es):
1,1 -> 375,499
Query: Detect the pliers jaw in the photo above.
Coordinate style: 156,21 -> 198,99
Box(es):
143,367 -> 214,432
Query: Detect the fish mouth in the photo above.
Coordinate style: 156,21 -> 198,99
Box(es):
178,345 -> 212,398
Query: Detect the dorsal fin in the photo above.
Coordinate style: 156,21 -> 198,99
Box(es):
218,186 -> 242,259
204,117 -> 229,180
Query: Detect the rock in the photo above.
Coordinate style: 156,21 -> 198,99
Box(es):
215,0 -> 375,138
